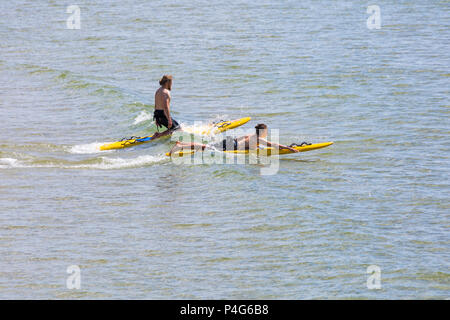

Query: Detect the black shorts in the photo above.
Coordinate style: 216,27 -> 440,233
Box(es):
212,136 -> 238,151
153,109 -> 180,130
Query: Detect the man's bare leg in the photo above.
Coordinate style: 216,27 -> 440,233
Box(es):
152,129 -> 170,139
168,142 -> 206,155
153,126 -> 181,140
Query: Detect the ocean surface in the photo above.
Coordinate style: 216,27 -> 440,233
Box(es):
0,0 -> 449,299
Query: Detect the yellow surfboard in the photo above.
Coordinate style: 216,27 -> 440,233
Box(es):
166,141 -> 334,157
100,117 -> 251,151
205,117 -> 251,135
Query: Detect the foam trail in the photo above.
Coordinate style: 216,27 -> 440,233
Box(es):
181,116 -> 228,137
0,155 -> 166,170
68,142 -> 107,154
72,155 -> 165,169
181,122 -> 212,135
134,110 -> 153,125
0,158 -> 22,168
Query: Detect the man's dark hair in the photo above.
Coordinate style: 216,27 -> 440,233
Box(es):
159,75 -> 173,86
255,124 -> 267,137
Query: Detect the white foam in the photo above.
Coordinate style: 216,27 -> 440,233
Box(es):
68,142 -> 106,154
182,122 -> 212,135
0,158 -> 22,168
0,155 -> 166,170
72,155 -> 165,170
133,110 -> 153,125
181,118 -> 231,137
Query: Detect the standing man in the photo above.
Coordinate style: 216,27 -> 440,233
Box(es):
153,75 -> 180,138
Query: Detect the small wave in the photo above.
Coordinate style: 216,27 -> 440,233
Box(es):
72,155 -> 165,169
181,122 -> 214,136
0,158 -> 22,168
0,155 -> 165,170
180,115 -> 232,137
68,142 -> 106,154
133,110 -> 153,125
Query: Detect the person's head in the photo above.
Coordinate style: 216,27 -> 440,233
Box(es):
159,75 -> 173,90
255,124 -> 268,138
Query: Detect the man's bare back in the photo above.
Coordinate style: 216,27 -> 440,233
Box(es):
154,87 -> 171,111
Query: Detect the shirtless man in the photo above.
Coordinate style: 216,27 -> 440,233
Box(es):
168,123 -> 299,155
153,75 -> 180,139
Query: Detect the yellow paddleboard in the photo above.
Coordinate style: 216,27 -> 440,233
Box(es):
100,134 -> 163,151
100,117 -> 251,151
166,142 -> 334,157
207,117 -> 251,134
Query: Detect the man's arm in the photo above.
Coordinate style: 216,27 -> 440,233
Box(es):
259,138 -> 299,152
162,90 -> 173,128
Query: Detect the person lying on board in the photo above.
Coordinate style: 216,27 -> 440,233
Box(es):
168,123 -> 299,155
152,75 -> 181,139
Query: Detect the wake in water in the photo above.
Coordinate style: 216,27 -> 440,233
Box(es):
0,155 -> 166,170
0,158 -> 20,169
67,109 -> 163,154
68,110 -> 157,154
1,115 -> 244,170
69,114 -> 244,154
180,114 -> 233,138
68,142 -> 109,154
74,155 -> 166,169
133,110 -> 153,125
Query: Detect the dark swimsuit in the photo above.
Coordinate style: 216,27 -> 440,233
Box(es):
153,109 -> 180,130
212,136 -> 238,151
